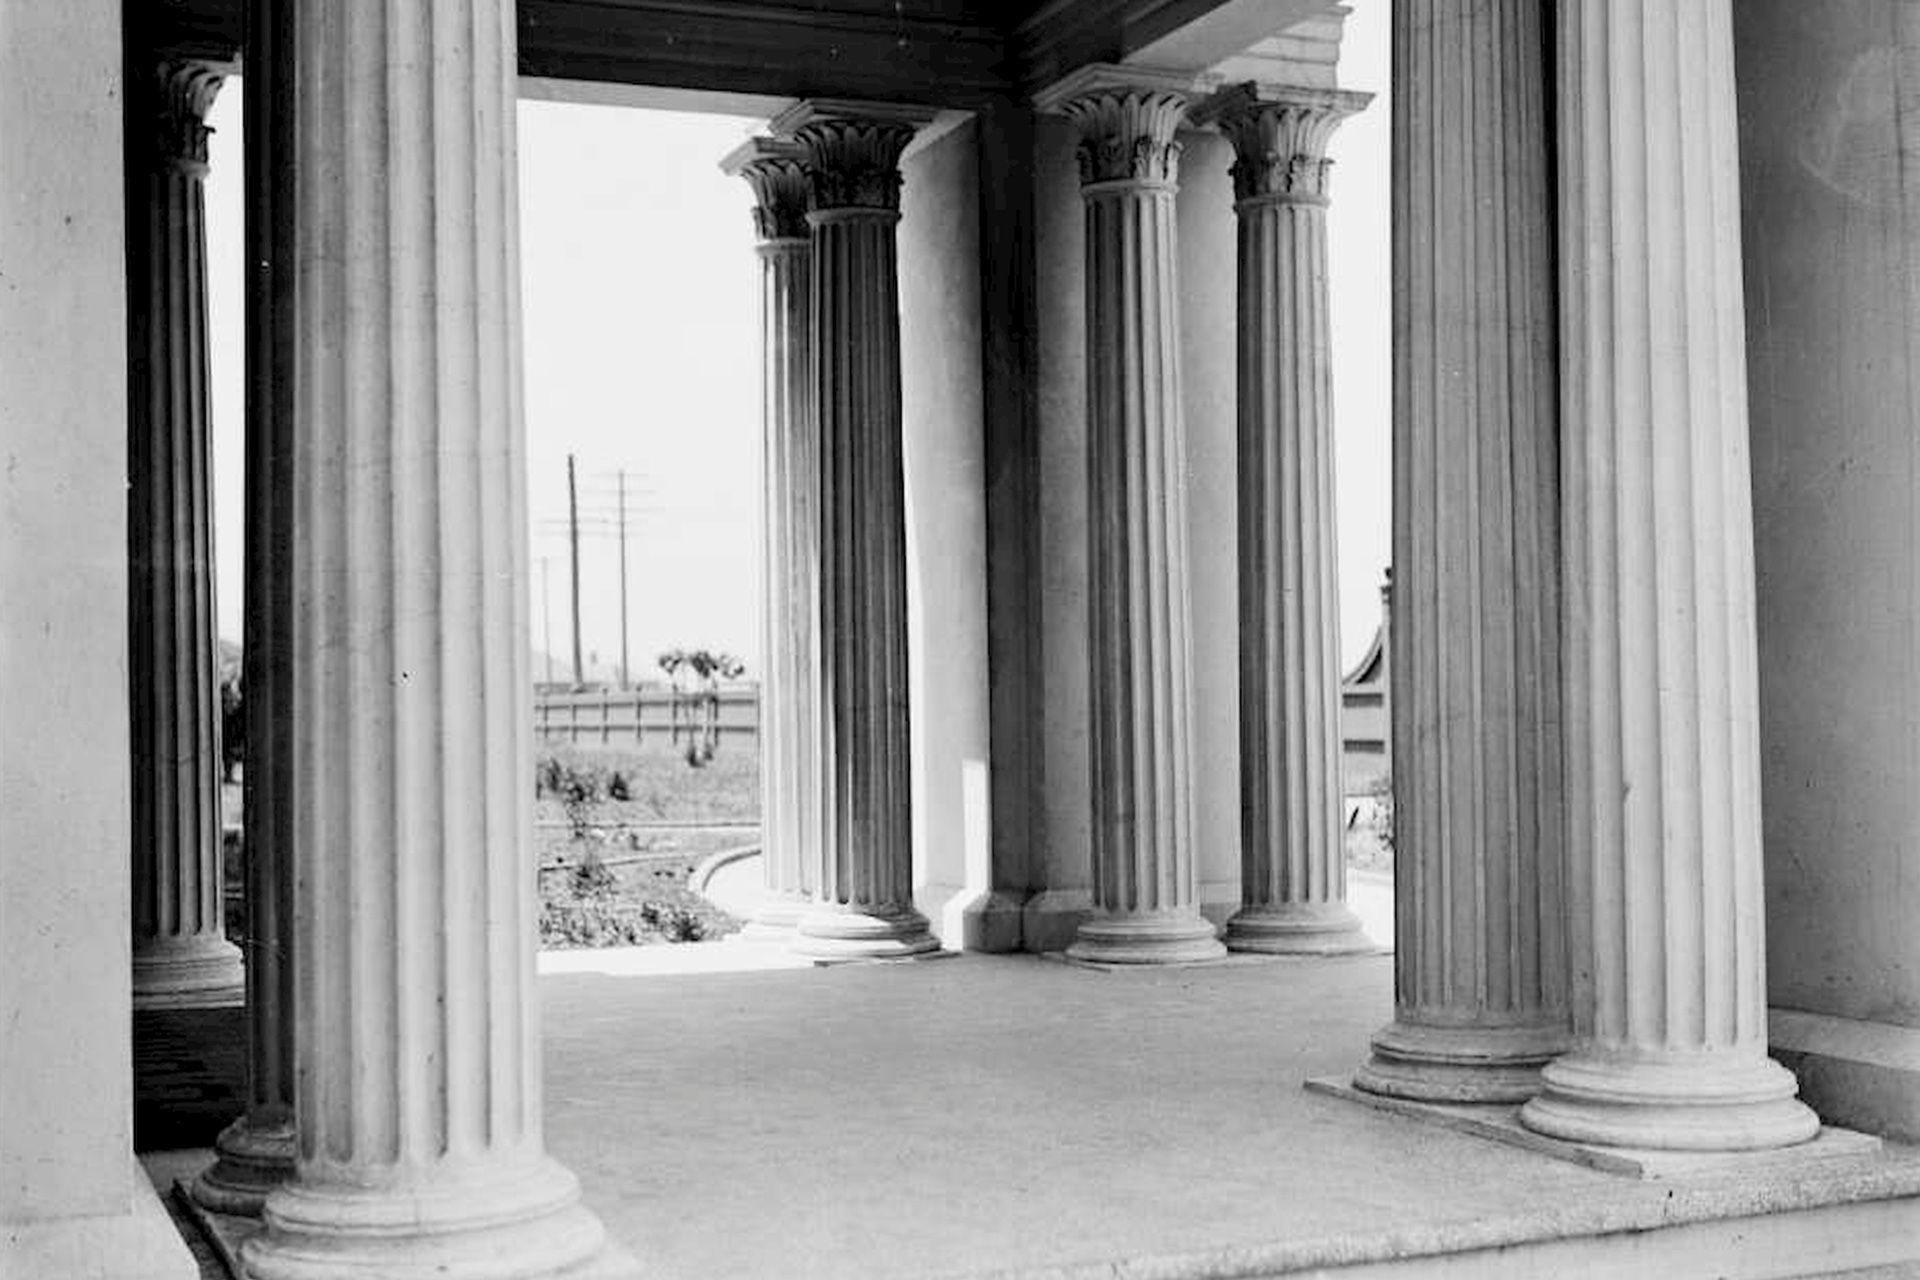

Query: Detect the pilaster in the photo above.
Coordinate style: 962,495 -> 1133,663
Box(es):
773,100 -> 943,960
1518,0 -> 1819,1151
238,1 -> 638,1273
1351,0 -> 1571,1102
1037,66 -> 1224,964
191,0 -> 296,1213
127,56 -> 245,1010
723,137 -> 818,937
1192,81 -> 1372,957
0,2 -> 200,1272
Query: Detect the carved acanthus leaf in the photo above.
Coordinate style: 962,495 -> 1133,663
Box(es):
793,120 -> 918,214
154,59 -> 226,173
1197,84 -> 1371,204
1058,89 -> 1187,187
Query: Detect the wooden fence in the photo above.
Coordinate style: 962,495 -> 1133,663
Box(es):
534,682 -> 759,747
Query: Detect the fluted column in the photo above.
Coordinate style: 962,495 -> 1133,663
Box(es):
1518,0 -> 1819,1151
127,58 -> 245,1010
1351,0 -> 1569,1103
723,138 -> 818,937
191,0 -> 297,1215
1038,67 -> 1224,965
775,101 -> 941,960
240,3 -> 636,1274
1194,83 -> 1372,956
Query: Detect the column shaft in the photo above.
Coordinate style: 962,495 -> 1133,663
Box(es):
779,107 -> 939,959
128,58 -> 244,1009
1518,0 -> 1819,1151
1048,75 -> 1224,964
754,235 -> 820,931
192,0 -> 298,1213
724,141 -> 819,937
1351,0 -> 1571,1102
1201,85 -> 1372,956
241,2 -> 633,1273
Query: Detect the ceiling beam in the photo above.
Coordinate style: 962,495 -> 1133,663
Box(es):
144,0 -> 1016,109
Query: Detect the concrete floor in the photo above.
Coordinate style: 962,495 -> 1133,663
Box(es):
148,936 -> 1920,1278
538,952 -> 1920,1279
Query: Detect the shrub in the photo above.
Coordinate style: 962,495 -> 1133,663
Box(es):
537,897 -> 710,948
639,901 -> 706,942
540,900 -> 650,948
557,762 -> 607,839
535,751 -> 567,799
569,846 -> 617,901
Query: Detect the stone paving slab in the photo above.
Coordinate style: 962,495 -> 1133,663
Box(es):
1306,1076 -> 1885,1179
537,952 -> 1920,1278
143,951 -> 1920,1279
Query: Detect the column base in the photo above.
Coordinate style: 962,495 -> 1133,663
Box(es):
241,1155 -> 629,1280
1224,902 -> 1373,955
188,1110 -> 297,1216
1354,1020 -> 1568,1103
791,903 -> 941,960
1066,910 -> 1226,965
734,893 -> 809,940
132,934 -> 246,1009
1519,1049 -> 1822,1152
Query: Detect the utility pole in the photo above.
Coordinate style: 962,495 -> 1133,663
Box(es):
617,469 -> 630,689
567,452 -> 584,689
539,555 -> 554,686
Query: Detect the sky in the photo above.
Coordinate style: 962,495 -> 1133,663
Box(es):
201,0 -> 1390,677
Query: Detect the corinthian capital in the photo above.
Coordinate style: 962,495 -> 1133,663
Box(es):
770,100 -> 935,216
152,59 -> 226,173
721,137 -> 810,241
1190,82 -> 1372,204
1034,64 -> 1196,188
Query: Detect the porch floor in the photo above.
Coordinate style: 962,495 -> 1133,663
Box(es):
152,948 -> 1920,1279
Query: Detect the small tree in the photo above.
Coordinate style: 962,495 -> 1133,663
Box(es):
657,647 -> 745,768
218,642 -> 245,783
220,676 -> 244,783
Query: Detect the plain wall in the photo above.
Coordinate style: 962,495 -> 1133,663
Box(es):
1177,129 -> 1245,922
1030,113 -> 1094,950
0,3 -> 143,1226
1736,2 -> 1920,1033
0,13 -> 196,1277
899,119 -> 995,945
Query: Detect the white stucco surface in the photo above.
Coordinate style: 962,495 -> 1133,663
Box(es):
1739,0 -> 1920,1035
1031,113 -> 1096,949
900,121 -> 994,946
0,4 -> 198,1275
1176,128 -> 1247,921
